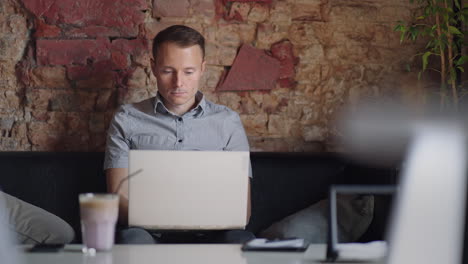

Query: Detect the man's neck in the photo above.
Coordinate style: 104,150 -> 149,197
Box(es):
162,99 -> 197,116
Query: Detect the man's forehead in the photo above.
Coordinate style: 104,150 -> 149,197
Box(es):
155,42 -> 203,58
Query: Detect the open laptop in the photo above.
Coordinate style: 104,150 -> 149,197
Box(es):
128,150 -> 250,230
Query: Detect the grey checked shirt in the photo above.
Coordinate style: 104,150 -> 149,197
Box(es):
104,92 -> 250,170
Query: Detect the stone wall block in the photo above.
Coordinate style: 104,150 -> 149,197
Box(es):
217,92 -> 241,113
95,90 -> 114,112
48,91 -> 78,112
256,23 -> 288,49
267,114 -> 291,136
153,0 -> 190,17
4,90 -> 20,109
302,125 -> 327,141
227,2 -> 251,22
31,110 -> 50,122
288,22 -> 320,46
140,21 -> 177,40
269,1 -> 291,25
248,3 -> 269,23
239,96 -> 259,115
217,24 -> 242,47
292,0 -> 330,22
205,43 -> 238,66
191,0 -> 216,18
31,66 -> 71,89
201,65 -> 224,91
240,114 -> 268,136
78,91 -> 98,112
26,89 -> 52,110
298,44 -> 325,64
67,112 -> 90,134
89,113 -> 105,133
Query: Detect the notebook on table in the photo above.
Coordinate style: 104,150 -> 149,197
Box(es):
128,150 -> 250,231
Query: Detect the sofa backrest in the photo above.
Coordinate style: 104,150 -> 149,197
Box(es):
0,152 -> 397,242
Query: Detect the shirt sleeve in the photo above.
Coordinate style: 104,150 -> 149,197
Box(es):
224,111 -> 253,178
103,107 -> 131,170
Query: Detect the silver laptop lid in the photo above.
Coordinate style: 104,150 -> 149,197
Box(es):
128,150 -> 249,230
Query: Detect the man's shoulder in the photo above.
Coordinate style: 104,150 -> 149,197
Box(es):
118,97 -> 155,115
204,99 -> 240,119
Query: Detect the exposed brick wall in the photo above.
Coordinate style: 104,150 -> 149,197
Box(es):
0,0 -> 430,152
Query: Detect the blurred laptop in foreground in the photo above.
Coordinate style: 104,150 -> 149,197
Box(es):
337,102 -> 467,264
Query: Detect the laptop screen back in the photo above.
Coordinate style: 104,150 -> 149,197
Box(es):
128,150 -> 250,230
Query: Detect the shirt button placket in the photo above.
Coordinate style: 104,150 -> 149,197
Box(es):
176,117 -> 183,149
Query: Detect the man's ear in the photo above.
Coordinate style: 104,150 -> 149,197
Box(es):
201,60 -> 206,74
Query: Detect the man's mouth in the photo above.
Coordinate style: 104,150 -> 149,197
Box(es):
171,91 -> 186,95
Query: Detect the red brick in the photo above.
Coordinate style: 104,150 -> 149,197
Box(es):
111,51 -> 129,70
153,0 -> 190,17
214,0 -> 226,20
111,38 -> 148,55
66,65 -> 93,81
23,0 -> 148,37
34,19 -> 61,38
37,39 -> 110,66
66,26 -> 121,38
226,0 -> 271,2
217,44 -> 280,91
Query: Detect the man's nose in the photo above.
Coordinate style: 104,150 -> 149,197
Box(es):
172,72 -> 183,87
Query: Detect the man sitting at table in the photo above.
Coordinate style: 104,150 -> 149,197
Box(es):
104,25 -> 254,244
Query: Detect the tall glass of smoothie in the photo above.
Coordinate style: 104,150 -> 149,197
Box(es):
79,193 -> 119,252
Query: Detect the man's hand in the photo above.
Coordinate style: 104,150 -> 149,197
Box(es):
106,168 -> 129,225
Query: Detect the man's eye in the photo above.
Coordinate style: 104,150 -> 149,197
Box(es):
162,70 -> 173,74
185,71 -> 194,75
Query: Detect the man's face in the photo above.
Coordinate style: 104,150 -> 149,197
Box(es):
151,42 -> 206,114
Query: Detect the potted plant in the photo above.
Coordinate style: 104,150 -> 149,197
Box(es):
394,0 -> 467,110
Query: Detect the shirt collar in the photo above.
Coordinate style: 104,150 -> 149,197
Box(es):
153,91 -> 206,117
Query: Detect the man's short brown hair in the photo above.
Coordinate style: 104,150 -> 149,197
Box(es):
152,25 -> 205,59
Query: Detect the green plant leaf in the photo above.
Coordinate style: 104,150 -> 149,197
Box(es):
422,51 -> 431,71
448,26 -> 462,35
417,71 -> 422,80
454,0 -> 460,10
456,56 -> 468,66
457,66 -> 464,73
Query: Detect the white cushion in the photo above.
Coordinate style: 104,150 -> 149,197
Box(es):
259,195 -> 374,243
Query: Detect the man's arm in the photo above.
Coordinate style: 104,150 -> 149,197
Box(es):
247,180 -> 251,222
106,168 -> 129,225
223,112 -> 252,223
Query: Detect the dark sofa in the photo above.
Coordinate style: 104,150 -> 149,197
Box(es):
0,152 -> 397,243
